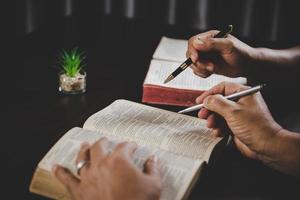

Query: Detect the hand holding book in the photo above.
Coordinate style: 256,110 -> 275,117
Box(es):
30,100 -> 224,200
53,139 -> 162,200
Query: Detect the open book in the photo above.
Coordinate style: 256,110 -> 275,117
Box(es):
142,37 -> 247,106
30,99 -> 225,200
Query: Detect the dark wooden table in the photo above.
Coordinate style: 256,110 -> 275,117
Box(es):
4,16 -> 300,199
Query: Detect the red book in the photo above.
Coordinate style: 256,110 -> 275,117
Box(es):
142,37 -> 247,107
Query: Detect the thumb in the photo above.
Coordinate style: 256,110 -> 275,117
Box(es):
52,164 -> 80,191
195,37 -> 233,54
203,94 -> 238,118
143,155 -> 160,178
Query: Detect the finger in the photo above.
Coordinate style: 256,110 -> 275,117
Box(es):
76,142 -> 90,164
75,143 -> 91,175
190,65 -> 207,78
189,30 -> 219,62
190,64 -> 211,78
143,155 -> 160,178
90,137 -> 109,165
194,37 -> 233,54
195,82 -> 248,104
192,30 -> 218,51
194,61 -> 208,72
194,30 -> 219,47
53,165 -> 79,191
212,128 -> 222,137
203,94 -> 238,118
190,63 -> 205,74
206,113 -> 217,128
187,44 -> 199,63
196,82 -> 226,104
193,70 -> 211,78
206,37 -> 234,54
194,58 -> 215,73
113,141 -> 138,159
198,108 -> 211,119
215,114 -> 229,136
205,63 -> 215,73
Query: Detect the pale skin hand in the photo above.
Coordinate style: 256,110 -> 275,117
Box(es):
196,82 -> 300,177
187,30 -> 300,78
52,138 -> 162,200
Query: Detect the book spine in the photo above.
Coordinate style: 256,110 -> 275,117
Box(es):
142,85 -> 204,107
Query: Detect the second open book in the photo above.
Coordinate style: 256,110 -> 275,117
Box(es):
30,99 -> 226,200
142,37 -> 247,106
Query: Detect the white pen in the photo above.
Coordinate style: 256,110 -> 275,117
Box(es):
178,84 -> 265,114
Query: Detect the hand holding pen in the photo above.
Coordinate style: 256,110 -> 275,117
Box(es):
178,84 -> 265,113
183,82 -> 284,166
178,83 -> 265,146
164,25 -> 233,83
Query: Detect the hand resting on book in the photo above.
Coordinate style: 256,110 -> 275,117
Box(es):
196,81 -> 300,177
53,138 -> 162,200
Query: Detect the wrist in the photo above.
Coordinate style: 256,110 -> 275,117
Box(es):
258,127 -> 300,177
253,47 -> 296,68
256,122 -> 283,166
240,46 -> 264,77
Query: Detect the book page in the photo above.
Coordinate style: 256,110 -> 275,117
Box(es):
152,37 -> 188,62
144,59 -> 247,91
38,127 -> 203,200
83,99 -> 221,162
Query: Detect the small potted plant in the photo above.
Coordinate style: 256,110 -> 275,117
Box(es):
58,47 -> 87,94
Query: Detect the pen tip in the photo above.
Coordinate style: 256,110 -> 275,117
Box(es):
164,75 -> 174,84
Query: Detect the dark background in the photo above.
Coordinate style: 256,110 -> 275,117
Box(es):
4,0 -> 300,199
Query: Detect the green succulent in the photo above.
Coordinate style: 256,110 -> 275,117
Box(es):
60,47 -> 86,77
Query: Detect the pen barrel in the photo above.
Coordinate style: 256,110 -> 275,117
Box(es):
171,59 -> 192,77
225,85 -> 263,101
178,84 -> 264,114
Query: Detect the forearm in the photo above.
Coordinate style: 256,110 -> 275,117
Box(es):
246,46 -> 300,83
260,129 -> 300,177
255,46 -> 300,68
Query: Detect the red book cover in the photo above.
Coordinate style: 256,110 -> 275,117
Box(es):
142,84 -> 203,107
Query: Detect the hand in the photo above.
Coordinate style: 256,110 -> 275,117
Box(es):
196,82 -> 282,161
53,138 -> 162,200
187,30 -> 258,78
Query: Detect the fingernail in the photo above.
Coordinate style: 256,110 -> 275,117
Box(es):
195,97 -> 201,104
203,98 -> 209,107
196,37 -> 204,45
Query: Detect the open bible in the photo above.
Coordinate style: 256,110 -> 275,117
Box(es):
142,37 -> 247,106
30,99 -> 225,200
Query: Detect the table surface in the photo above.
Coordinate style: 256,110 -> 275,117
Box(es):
4,16 -> 300,199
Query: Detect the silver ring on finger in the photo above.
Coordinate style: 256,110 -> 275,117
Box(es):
76,160 -> 89,176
